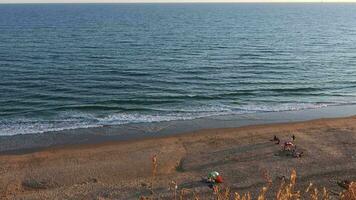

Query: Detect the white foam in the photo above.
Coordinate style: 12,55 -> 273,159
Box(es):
0,119 -> 102,136
0,102 -> 333,136
237,103 -> 329,112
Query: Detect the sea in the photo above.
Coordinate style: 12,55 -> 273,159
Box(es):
1,3 -> 356,135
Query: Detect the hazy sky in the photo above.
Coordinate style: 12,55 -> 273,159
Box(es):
1,0 -> 356,3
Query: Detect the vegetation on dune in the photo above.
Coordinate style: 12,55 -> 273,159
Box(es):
340,182 -> 356,200
140,155 -> 356,200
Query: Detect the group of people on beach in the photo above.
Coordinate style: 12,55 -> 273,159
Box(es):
203,134 -> 304,190
271,134 -> 303,158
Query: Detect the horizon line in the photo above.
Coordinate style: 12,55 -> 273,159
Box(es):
1,1 -> 356,4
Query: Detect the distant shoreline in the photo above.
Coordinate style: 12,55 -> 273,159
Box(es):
2,2 -> 356,4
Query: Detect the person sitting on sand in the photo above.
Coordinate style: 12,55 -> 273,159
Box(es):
271,135 -> 280,144
293,151 -> 303,158
283,141 -> 294,151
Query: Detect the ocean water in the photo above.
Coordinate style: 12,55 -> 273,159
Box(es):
1,3 -> 356,135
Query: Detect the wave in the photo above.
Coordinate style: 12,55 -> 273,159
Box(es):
0,102 -> 338,136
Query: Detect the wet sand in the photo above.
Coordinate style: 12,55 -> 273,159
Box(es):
0,116 -> 355,199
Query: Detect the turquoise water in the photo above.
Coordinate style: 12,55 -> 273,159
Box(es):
1,3 -> 356,135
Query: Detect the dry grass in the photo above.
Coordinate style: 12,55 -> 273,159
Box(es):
151,154 -> 158,194
140,155 -> 356,200
340,182 -> 356,200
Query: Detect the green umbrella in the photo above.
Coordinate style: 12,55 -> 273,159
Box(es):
208,171 -> 219,179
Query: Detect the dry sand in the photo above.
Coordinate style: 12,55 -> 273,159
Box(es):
0,116 -> 355,199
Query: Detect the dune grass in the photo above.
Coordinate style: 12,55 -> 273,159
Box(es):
139,155 -> 355,200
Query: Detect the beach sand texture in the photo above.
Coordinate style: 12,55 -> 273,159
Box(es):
0,116 -> 355,199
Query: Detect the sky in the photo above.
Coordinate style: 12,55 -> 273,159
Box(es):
1,0 -> 356,3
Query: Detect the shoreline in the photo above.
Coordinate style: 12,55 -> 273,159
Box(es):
1,104 -> 356,153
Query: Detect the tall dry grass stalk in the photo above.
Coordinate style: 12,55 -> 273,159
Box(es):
150,154 -> 158,195
192,191 -> 200,200
322,187 -> 329,200
212,185 -> 231,200
261,169 -> 273,188
275,169 -> 301,200
169,180 -> 178,200
179,188 -> 192,200
234,191 -> 252,200
152,155 -> 157,177
256,169 -> 273,200
340,182 -> 356,200
257,187 -> 268,200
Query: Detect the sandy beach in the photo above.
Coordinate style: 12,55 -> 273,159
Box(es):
0,116 -> 355,199
2,3 -> 356,200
